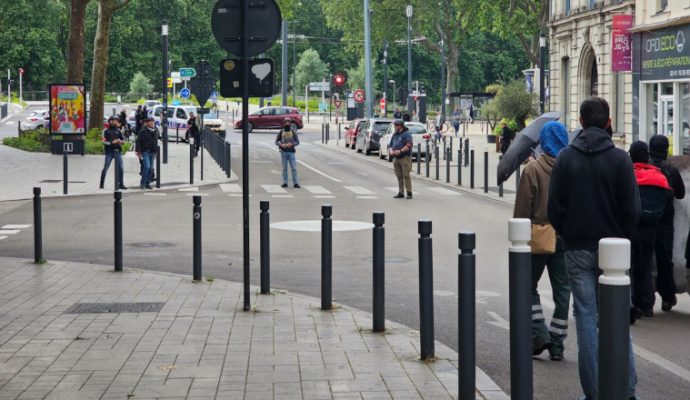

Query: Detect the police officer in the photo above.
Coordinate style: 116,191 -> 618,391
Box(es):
99,115 -> 127,190
187,111 -> 200,156
388,119 -> 413,199
136,117 -> 160,189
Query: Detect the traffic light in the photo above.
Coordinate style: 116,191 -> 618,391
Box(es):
333,72 -> 347,89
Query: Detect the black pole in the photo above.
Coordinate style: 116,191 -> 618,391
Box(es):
373,212 -> 385,332
225,142 -> 232,178
417,143 -> 421,175
539,32 -> 546,115
425,141 -> 430,178
176,124 -> 179,143
162,21 -> 169,164
470,149 -> 475,189
464,138 -> 469,167
63,152 -> 68,195
457,149 -> 462,186
509,219 -> 533,400
446,147 -> 450,183
458,232 -> 476,400
516,164 -> 521,193
114,149 -> 121,191
383,41 -> 388,117
156,146 -> 161,189
114,191 -> 123,272
33,188 -> 42,264
449,137 -> 453,162
189,143 -> 194,185
435,145 -> 439,180
321,204 -> 333,310
242,1 -> 251,312
193,195 -> 202,281
200,117 -> 205,181
484,151 -> 489,193
260,201 -> 270,294
418,220 -> 435,360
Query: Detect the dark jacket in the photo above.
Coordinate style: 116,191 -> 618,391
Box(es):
275,129 -> 299,153
187,116 -> 200,138
389,127 -> 413,158
547,127 -> 640,251
102,127 -> 124,152
650,157 -> 685,225
136,127 -> 159,152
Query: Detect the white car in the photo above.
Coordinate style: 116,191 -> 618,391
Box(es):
23,110 -> 50,130
379,122 -> 432,161
143,100 -> 162,109
151,105 -> 226,138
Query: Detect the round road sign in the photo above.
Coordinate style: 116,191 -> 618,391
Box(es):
353,89 -> 365,103
406,5 -> 413,18
180,88 -> 191,98
211,0 -> 282,58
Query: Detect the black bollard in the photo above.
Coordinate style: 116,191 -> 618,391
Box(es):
435,145 -> 440,180
114,191 -> 123,272
176,124 -> 179,143
470,149 -> 475,189
225,142 -> 232,178
443,139 -> 447,161
446,148 -> 451,183
373,212 -> 385,332
338,123 -> 341,141
417,144 -> 421,175
200,130 -> 204,181
156,146 -> 161,189
508,218 -> 532,400
321,124 -> 325,144
457,149 -> 462,186
260,201 -> 271,294
418,220 -> 435,360
33,188 -> 42,264
192,195 -> 202,281
425,141 -> 430,178
598,238 -> 631,400
321,205 -> 333,310
458,232 -> 476,400
449,137 -> 453,162
464,138 -> 469,167
63,152 -> 68,195
484,151 -> 489,193
18,121 -> 21,134
499,182 -> 504,197
189,143 -> 194,185
114,149 -> 121,191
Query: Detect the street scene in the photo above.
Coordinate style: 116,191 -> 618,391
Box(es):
2,1 -> 690,400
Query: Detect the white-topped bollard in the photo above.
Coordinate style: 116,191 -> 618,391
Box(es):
598,238 -> 631,400
508,218 -> 532,400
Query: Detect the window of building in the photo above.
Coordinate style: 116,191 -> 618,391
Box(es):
565,0 -> 570,16
658,0 -> 668,12
645,83 -> 659,138
589,0 -> 596,10
681,83 -> 690,154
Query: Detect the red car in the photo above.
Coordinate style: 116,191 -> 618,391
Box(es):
345,119 -> 367,150
233,106 -> 303,132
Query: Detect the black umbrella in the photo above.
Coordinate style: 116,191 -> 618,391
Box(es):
496,112 -> 562,185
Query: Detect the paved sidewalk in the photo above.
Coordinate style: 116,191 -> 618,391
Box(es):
0,257 -> 507,400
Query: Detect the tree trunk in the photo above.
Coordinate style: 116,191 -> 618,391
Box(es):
88,0 -> 115,131
66,0 -> 91,83
446,41 -> 459,109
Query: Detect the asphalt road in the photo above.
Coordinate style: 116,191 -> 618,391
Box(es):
1,125 -> 689,399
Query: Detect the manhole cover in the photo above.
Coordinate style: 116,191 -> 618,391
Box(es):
66,302 -> 164,314
362,257 -> 410,264
128,242 -> 176,248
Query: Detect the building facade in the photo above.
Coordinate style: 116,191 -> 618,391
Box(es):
632,0 -> 690,155
549,0 -> 635,145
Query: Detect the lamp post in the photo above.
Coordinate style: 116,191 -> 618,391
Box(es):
406,5 -> 413,114
539,32 -> 546,115
440,38 -> 446,125
282,21 -> 288,106
382,41 -> 388,117
364,0 -> 373,118
161,21 -> 169,164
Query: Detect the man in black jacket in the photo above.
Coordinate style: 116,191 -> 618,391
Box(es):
100,115 -> 127,190
136,118 -> 160,189
547,97 -> 640,400
648,134 -> 685,312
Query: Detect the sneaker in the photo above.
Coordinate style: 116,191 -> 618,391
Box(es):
394,193 -> 404,199
140,186 -> 145,190
281,183 -> 288,188
549,347 -> 564,361
119,185 -> 128,190
406,193 -> 413,199
293,184 -> 301,188
145,185 -> 153,190
662,296 -> 677,312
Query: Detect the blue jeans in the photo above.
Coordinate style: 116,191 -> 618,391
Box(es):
140,151 -> 156,187
565,250 -> 637,399
280,151 -> 299,185
100,151 -> 124,187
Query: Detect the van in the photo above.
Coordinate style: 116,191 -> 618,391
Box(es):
151,105 -> 226,138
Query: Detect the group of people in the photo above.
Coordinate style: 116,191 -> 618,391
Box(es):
516,96 -> 686,400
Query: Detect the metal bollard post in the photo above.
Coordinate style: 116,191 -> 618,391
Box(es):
449,137 -> 453,162
598,238 -> 632,400
18,121 -> 21,133
176,125 -> 179,143
338,123 -> 341,141
417,143 -> 421,175
63,152 -> 68,195
508,218 -> 532,400
446,148 -> 450,183
484,151 -> 489,193
464,139 -> 469,167
114,149 -> 120,191
435,145 -> 440,180
321,124 -> 325,143
192,195 -> 202,281
260,201 -> 271,294
156,146 -> 161,188
470,149 -> 475,189
425,141 -> 430,177
33,188 -> 42,263
225,142 -> 232,178
457,149 -> 462,186
321,204 -> 333,310
418,220 -> 435,360
189,143 -> 194,185
458,232 -> 476,400
114,191 -> 123,272
443,139 -> 447,161
373,212 -> 385,332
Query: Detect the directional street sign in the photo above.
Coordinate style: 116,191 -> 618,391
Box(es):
180,88 -> 191,98
309,82 -> 330,92
180,68 -> 196,78
219,58 -> 275,98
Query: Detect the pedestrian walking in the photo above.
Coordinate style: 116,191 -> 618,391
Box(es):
136,117 -> 160,190
388,119 -> 413,199
452,106 -> 461,137
500,122 -> 512,154
134,105 -> 143,134
514,121 -> 571,361
469,103 -> 475,123
99,115 -> 127,190
187,111 -> 200,156
547,97 -> 640,400
393,107 -> 402,119
648,135 -> 685,312
276,118 -> 300,188
628,141 -> 672,323
118,109 -> 129,140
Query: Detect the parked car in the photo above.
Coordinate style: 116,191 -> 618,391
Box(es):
379,122 -> 431,161
233,106 -> 303,132
144,100 -> 162,109
151,105 -> 226,138
346,119 -> 367,149
355,118 -> 393,155
23,110 -> 50,130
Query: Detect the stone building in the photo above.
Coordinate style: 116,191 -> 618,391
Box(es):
548,0 -> 635,145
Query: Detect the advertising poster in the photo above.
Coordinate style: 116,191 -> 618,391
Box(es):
49,84 -> 86,135
612,14 -> 633,72
640,24 -> 690,81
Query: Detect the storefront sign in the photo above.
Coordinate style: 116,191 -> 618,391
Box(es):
49,84 -> 86,135
612,15 -> 633,72
640,23 -> 690,80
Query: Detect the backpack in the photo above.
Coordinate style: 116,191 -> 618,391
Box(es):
638,185 -> 670,224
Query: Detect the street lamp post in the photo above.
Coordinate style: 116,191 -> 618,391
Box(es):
539,32 -> 546,115
282,21 -> 288,106
406,5 -> 413,114
440,38 -> 446,125
383,41 -> 388,117
162,21 -> 169,164
363,0 -> 373,118
389,80 -> 396,107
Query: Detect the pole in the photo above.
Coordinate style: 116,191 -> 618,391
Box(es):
156,145 -> 161,188
260,201 -> 271,294
598,238 -> 632,400
440,38 -> 446,125
373,212 -> 385,332
282,21 -> 289,106
363,0 -> 373,118
63,152 -> 68,195
417,143 -> 421,174
19,71 -> 22,104
321,204 -> 333,310
162,21 -> 169,164
539,32 -> 546,115
225,142 -> 232,178
406,9 -> 413,114
114,149 -> 121,191
425,141 -> 430,177
383,41 -> 388,117
464,138 -> 469,167
242,0 -> 251,312
446,148 -> 450,183
193,195 -> 202,282
458,232 -> 476,400
418,219 -> 434,360
189,143 -> 194,185
114,191 -> 123,272
457,149 -> 462,186
435,145 -> 439,180
508,218 -> 533,400
484,150 -> 489,193
200,104 -> 205,181
470,149 -> 475,189
33,188 -> 42,264
292,34 -> 297,107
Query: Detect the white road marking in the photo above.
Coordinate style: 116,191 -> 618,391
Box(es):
428,187 -> 461,196
219,183 -> 242,193
486,311 -> 510,330
384,187 -> 400,193
357,196 -> 377,200
262,185 -> 288,194
304,186 -> 331,195
345,186 -> 374,195
228,194 -> 250,198
2,225 -> 31,229
434,290 -> 456,297
6,121 -> 15,125
314,195 -> 335,199
0,236 -> 7,240
186,193 -> 209,197
178,187 -> 199,192
297,160 -> 343,182
252,160 -> 273,163
272,195 -> 293,198
271,220 -> 374,232
0,230 -> 21,235
143,193 -> 167,197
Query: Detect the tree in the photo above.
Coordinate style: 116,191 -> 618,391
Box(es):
129,72 -> 153,99
493,79 -> 537,130
88,0 -> 132,131
347,59 -> 365,91
295,49 -> 329,91
66,0 -> 92,83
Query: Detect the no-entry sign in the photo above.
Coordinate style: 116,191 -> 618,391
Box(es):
353,89 -> 365,103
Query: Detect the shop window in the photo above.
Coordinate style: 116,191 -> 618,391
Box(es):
682,83 -> 690,155
645,84 -> 659,138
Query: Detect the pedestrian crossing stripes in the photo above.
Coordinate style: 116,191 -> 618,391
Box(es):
1,225 -> 31,229
428,187 -> 462,196
262,185 -> 288,194
0,224 -> 32,241
178,187 -> 199,192
0,236 -> 7,241
0,230 -> 21,235
220,183 -> 242,193
344,186 -> 374,195
303,186 -> 331,195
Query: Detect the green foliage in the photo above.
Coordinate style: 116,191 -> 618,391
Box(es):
2,129 -> 50,152
295,49 -> 329,90
129,72 -> 154,98
492,79 -> 536,130
493,118 -> 519,136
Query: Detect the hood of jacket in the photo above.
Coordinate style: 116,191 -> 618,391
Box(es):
633,162 -> 671,189
534,153 -> 556,176
569,127 -> 614,155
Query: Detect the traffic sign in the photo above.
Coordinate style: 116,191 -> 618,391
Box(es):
406,5 -> 413,18
180,68 -> 196,78
18,68 -> 24,75
334,100 -> 342,108
380,98 -> 385,111
171,72 -> 182,84
219,58 -> 275,98
309,82 -> 330,92
180,88 -> 191,98
211,0 -> 282,58
353,89 -> 365,103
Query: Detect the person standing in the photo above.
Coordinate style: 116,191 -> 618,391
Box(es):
452,106 -> 461,137
276,118 -> 300,188
187,111 -> 200,156
393,107 -> 402,119
469,103 -> 475,123
500,122 -> 512,154
99,115 -> 127,190
388,119 -> 413,199
136,118 -> 160,190
514,121 -> 571,361
547,97 -> 640,400
648,134 -> 685,312
118,109 -> 129,139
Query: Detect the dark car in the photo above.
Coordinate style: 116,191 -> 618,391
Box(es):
356,118 -> 393,155
346,119 -> 367,150
233,106 -> 303,132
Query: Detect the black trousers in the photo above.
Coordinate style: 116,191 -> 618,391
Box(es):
655,223 -> 677,302
632,223 -> 657,311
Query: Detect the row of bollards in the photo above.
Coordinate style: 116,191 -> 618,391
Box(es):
202,128 -> 232,178
321,123 -> 331,144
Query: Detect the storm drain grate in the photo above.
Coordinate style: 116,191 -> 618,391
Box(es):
65,302 -> 164,314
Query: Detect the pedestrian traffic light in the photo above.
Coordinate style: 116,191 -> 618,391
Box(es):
333,72 -> 347,88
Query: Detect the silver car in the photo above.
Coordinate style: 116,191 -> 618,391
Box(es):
355,118 -> 393,155
379,122 -> 432,161
23,110 -> 50,130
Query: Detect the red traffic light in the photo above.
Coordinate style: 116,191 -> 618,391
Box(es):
333,72 -> 347,88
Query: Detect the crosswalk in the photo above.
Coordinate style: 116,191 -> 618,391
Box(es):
0,224 -> 32,241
